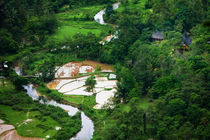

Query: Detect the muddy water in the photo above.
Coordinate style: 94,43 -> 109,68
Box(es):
14,67 -> 94,140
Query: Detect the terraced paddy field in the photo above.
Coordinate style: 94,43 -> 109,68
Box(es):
47,60 -> 117,109
50,5 -> 113,42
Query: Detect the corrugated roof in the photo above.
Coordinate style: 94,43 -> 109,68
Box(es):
152,31 -> 164,40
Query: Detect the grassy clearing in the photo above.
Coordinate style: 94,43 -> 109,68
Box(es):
63,95 -> 84,104
0,105 -> 60,138
0,80 -> 61,138
50,5 -> 113,42
62,94 -> 96,108
52,22 -> 111,41
57,5 -> 106,20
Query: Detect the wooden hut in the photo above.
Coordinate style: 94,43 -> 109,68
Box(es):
152,31 -> 164,42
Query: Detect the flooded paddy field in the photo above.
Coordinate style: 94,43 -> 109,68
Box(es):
47,60 -> 117,109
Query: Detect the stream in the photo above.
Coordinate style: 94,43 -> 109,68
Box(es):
94,2 -> 120,45
15,68 -> 94,140
11,2 -> 120,140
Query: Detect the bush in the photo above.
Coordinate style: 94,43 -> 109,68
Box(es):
85,75 -> 96,92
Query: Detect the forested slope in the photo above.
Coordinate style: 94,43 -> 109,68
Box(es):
0,0 -> 209,140
97,0 -> 210,139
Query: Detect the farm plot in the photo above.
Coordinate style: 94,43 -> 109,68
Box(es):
47,61 -> 117,109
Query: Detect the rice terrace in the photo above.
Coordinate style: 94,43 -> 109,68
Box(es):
0,0 -> 209,140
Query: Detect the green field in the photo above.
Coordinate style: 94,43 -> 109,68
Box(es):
63,94 -> 96,108
52,21 -> 111,41
58,5 -> 106,20
0,105 -> 60,138
50,5 -> 113,42
64,95 -> 85,105
0,80 -> 61,138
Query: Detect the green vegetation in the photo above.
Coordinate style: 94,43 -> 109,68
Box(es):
98,0 -> 210,139
53,4 -> 113,40
0,105 -> 59,137
85,75 -> 97,92
37,84 -> 64,103
0,79 -> 81,139
137,97 -> 154,110
104,0 -> 149,24
117,0 -> 147,12
1,0 -> 209,139
48,4 -> 113,43
63,95 -> 84,105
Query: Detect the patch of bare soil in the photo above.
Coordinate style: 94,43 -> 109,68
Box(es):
0,124 -> 15,135
0,119 -> 43,140
80,61 -> 113,71
47,80 -> 60,89
55,61 -> 113,79
0,130 -> 44,140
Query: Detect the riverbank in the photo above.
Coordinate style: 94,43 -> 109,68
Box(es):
0,78 -> 81,139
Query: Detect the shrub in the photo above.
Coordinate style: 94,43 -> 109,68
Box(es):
85,75 -> 96,92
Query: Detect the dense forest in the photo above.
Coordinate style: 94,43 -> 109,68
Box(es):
0,0 -> 209,140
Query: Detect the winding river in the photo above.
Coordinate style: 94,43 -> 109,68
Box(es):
15,68 -> 94,140
11,2 -> 120,140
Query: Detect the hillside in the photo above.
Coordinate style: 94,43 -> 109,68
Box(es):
0,0 -> 209,140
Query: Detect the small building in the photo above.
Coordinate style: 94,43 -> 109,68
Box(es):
152,31 -> 164,42
181,33 -> 192,51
